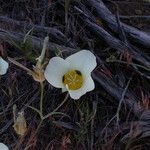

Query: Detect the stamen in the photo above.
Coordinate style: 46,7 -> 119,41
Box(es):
62,70 -> 83,90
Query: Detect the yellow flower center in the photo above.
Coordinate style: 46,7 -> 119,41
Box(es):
62,70 -> 84,90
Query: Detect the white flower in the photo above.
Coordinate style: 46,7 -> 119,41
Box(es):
0,57 -> 9,75
44,50 -> 97,99
0,143 -> 9,150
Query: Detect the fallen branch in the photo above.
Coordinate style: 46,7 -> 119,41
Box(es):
93,71 -> 142,118
119,15 -> 150,19
73,6 -> 150,68
86,0 -> 150,48
0,28 -> 76,54
0,16 -> 75,48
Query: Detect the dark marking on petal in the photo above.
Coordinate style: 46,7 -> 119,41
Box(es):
75,70 -> 82,76
62,75 -> 65,83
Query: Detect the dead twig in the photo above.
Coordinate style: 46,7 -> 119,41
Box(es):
116,75 -> 133,125
0,16 -> 75,48
119,15 -> 150,19
0,28 -> 76,55
86,0 -> 150,48
73,6 -> 150,68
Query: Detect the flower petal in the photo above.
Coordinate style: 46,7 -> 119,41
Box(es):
0,57 -> 9,75
0,143 -> 9,150
68,74 -> 95,99
44,57 -> 70,88
62,87 -> 67,93
65,50 -> 97,73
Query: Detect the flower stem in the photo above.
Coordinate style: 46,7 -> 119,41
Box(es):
29,89 -> 69,123
40,82 -> 44,115
36,36 -> 49,66
53,93 -> 69,112
42,93 -> 69,120
28,105 -> 43,119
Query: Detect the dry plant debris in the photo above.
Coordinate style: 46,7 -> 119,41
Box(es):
0,0 -> 150,150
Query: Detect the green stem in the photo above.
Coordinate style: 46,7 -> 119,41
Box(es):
40,82 -> 44,115
28,82 -> 44,120
43,112 -> 70,120
42,93 -> 69,120
28,106 -> 43,119
29,86 -> 69,121
36,36 -> 49,66
53,93 -> 69,112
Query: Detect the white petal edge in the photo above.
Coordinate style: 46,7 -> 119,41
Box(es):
65,50 -> 97,74
0,57 -> 9,75
62,87 -> 67,93
0,143 -> 9,150
44,57 -> 70,88
68,74 -> 95,100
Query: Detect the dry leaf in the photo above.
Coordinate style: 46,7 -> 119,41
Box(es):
13,108 -> 27,136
